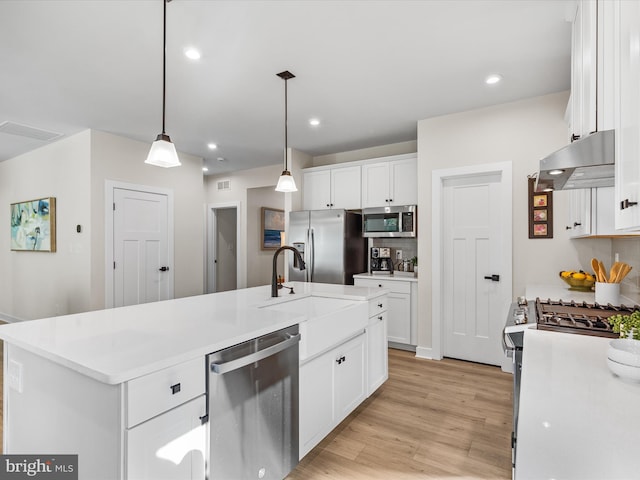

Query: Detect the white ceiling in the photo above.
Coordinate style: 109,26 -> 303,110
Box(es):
0,0 -> 572,175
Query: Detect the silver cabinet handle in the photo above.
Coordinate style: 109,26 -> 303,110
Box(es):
211,333 -> 300,374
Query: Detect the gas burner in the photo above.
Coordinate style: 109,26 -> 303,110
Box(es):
535,298 -> 640,338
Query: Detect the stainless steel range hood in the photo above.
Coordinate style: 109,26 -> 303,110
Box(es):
535,129 -> 614,191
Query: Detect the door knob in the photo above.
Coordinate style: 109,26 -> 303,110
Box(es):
484,274 -> 500,282
159,266 -> 170,272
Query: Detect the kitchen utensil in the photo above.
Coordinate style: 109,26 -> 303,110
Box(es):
599,260 -> 608,283
616,264 -> 632,283
591,258 -> 604,283
609,262 -> 622,283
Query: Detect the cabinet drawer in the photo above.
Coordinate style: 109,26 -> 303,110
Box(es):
126,357 -> 205,428
356,278 -> 411,295
368,296 -> 387,317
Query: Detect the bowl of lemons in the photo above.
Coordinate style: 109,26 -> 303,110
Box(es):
559,270 -> 596,291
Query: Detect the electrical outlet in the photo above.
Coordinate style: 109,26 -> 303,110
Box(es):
615,252 -> 620,262
396,250 -> 403,260
8,359 -> 23,393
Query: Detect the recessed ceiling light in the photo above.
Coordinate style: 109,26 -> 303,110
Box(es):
485,74 -> 502,85
184,48 -> 201,60
549,169 -> 564,175
207,143 -> 217,150
202,166 -> 209,172
217,157 -> 225,162
543,187 -> 554,192
309,118 -> 320,126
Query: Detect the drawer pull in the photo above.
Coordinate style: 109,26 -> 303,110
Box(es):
336,355 -> 346,365
378,284 -> 382,288
378,303 -> 383,308
378,316 -> 383,320
170,383 -> 181,395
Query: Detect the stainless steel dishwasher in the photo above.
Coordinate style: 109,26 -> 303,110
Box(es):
207,324 -> 300,480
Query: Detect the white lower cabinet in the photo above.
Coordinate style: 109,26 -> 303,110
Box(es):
334,333 -> 367,423
126,395 -> 206,480
367,310 -> 388,395
353,276 -> 417,346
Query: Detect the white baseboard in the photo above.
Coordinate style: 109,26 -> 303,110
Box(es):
415,346 -> 436,360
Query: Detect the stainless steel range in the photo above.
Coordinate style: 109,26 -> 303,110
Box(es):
503,297 -> 640,477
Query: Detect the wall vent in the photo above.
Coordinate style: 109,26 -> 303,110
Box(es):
217,179 -> 231,191
0,121 -> 64,142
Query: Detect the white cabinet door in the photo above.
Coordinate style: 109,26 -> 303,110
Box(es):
126,395 -> 206,480
567,189 -> 592,238
598,0 -> 616,130
361,162 -> 391,208
580,0 -> 598,136
299,353 -> 333,459
615,0 -> 640,230
386,292 -> 411,345
333,333 -> 367,424
390,158 -> 418,206
331,165 -> 361,209
303,170 -> 331,210
367,312 -> 388,395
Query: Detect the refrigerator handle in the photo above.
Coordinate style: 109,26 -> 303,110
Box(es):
310,228 -> 315,282
305,228 -> 310,282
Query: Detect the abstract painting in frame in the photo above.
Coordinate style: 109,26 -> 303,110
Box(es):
261,207 -> 284,250
10,197 -> 56,252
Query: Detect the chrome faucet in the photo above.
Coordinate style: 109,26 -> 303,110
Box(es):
272,246 -> 306,297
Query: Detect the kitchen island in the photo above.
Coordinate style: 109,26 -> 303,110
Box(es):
516,328 -> 640,479
0,282 -> 388,480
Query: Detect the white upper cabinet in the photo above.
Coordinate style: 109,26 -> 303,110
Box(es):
361,156 -> 417,208
615,0 -> 640,230
303,165 -> 361,210
570,0 -> 615,140
565,189 -> 592,238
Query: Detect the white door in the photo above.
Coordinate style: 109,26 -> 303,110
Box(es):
442,172 -> 510,366
113,188 -> 170,307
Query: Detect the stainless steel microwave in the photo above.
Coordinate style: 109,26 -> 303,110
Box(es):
362,205 -> 417,238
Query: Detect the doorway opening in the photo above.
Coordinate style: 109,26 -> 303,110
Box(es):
207,203 -> 239,293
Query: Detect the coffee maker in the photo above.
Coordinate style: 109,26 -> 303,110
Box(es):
370,247 -> 393,275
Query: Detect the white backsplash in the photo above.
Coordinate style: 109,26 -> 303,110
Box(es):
611,238 -> 640,304
371,238 -> 417,270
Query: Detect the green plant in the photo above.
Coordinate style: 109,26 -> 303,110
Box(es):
410,256 -> 417,266
608,311 -> 640,340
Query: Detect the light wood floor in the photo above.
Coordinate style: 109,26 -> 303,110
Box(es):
288,349 -> 513,480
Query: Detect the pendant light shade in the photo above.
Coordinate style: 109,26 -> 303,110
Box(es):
275,70 -> 297,192
145,0 -> 181,168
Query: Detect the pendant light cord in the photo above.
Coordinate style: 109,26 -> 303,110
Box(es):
283,77 -> 288,170
162,0 -> 167,135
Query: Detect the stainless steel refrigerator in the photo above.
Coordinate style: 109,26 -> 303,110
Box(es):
289,209 -> 366,285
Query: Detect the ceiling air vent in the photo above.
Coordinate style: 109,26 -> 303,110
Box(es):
0,121 -> 63,142
217,179 -> 231,191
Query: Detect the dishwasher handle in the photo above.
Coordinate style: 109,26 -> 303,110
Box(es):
210,333 -> 301,374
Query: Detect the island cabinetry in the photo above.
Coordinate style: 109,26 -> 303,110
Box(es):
366,297 -> 388,395
354,276 -> 417,347
3,344 -> 206,480
303,165 -> 361,210
361,156 -> 417,208
299,332 -> 367,459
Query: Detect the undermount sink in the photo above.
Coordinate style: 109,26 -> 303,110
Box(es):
261,295 -> 368,362
261,296 -> 357,318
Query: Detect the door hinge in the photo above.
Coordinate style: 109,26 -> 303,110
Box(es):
113,261 -> 116,269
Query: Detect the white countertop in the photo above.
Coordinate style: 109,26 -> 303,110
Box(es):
516,328 -> 640,479
353,272 -> 418,282
0,282 -> 386,385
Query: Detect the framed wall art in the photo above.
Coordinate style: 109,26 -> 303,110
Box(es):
261,207 -> 284,250
10,197 -> 57,252
528,178 -> 553,239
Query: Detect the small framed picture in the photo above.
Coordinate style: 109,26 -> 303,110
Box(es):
533,195 -> 548,207
533,224 -> 548,236
261,207 -> 285,250
533,209 -> 547,222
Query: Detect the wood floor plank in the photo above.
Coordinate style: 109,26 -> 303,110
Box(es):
288,348 -> 513,480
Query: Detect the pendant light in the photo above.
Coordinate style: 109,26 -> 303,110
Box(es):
145,0 -> 181,168
275,70 -> 297,192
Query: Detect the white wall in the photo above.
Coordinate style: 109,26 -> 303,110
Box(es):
417,91 -> 611,349
0,131 -> 92,320
312,140 -> 417,166
247,186 -> 284,287
90,131 -> 205,308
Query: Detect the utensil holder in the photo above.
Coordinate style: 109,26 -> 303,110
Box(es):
595,282 -> 620,305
